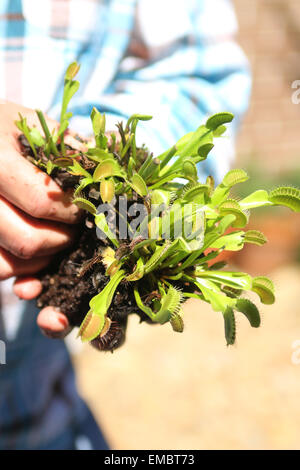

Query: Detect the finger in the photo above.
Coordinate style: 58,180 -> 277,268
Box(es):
0,196 -> 74,258
1,100 -> 60,153
0,247 -> 51,281
0,144 -> 81,224
37,306 -> 72,339
14,276 -> 43,300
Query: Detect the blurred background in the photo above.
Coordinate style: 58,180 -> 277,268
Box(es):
71,0 -> 300,450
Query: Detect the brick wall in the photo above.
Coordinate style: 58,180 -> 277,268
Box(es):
233,0 -> 300,174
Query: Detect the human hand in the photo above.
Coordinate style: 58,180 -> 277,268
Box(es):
0,101 -> 80,338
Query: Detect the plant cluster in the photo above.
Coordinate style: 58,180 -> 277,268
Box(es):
16,62 -> 300,348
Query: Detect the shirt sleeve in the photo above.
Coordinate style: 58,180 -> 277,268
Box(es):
70,0 -> 251,182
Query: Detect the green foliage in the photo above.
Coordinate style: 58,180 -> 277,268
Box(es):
243,230 -> 267,246
59,62 -> 80,154
15,113 -> 38,157
93,159 -> 124,180
251,276 -> 275,305
269,186 -> 300,212
79,269 -> 126,342
72,197 -> 97,215
206,112 -> 234,131
235,299 -> 261,328
223,307 -> 236,346
129,173 -> 148,197
15,61 -> 300,348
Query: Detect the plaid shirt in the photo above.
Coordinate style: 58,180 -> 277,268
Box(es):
0,0 -> 251,449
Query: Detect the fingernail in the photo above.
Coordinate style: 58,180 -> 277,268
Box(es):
58,314 -> 69,328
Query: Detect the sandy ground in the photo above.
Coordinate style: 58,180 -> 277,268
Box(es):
72,264 -> 300,450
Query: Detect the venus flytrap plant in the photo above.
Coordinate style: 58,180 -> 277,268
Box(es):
16,61 -> 300,351
78,268 -> 126,342
59,62 -> 80,155
35,109 -> 59,160
91,107 -> 107,149
15,114 -> 38,158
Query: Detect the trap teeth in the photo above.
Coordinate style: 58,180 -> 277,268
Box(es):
100,317 -> 112,337
78,311 -> 104,342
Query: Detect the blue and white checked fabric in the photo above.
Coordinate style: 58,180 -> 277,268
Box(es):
0,0 -> 251,180
0,0 -> 251,449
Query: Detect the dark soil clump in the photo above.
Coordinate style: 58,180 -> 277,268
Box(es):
36,224 -> 138,327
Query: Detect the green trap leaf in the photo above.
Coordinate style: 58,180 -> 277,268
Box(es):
252,276 -> 275,305
269,186 -> 300,212
206,112 -> 234,131
235,299 -> 261,328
